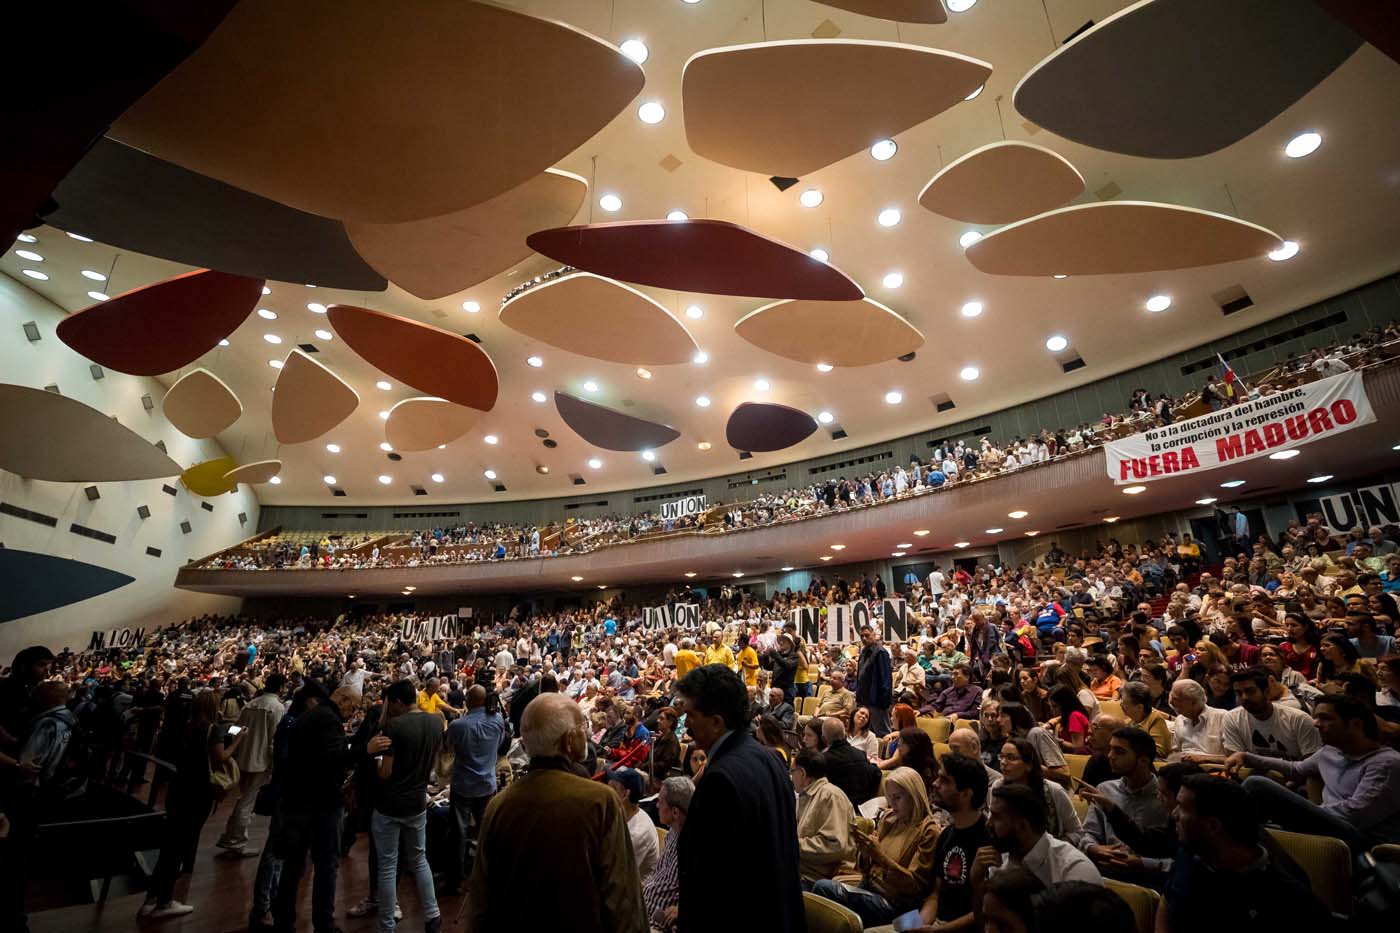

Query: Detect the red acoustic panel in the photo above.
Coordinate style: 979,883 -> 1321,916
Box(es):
725,402 -> 818,453
327,305 -> 499,412
526,219 -> 864,301
56,270 -> 263,376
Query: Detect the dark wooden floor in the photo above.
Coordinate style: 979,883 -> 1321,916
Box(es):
27,794 -> 467,933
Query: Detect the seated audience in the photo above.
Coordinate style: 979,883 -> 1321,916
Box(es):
1076,727 -> 1170,879
1119,681 -> 1172,758
790,748 -> 854,881
642,776 -> 693,933
1221,667 -> 1323,760
974,783 -> 1102,887
990,738 -> 1082,842
607,767 -> 660,882
1167,678 -> 1227,762
822,717 -> 881,807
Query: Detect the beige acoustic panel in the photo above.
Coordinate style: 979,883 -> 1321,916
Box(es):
110,0 -> 643,223
0,383 -> 182,482
162,368 -> 242,439
223,459 -> 283,486
814,1 -> 947,23
345,169 -> 588,300
734,298 -> 924,367
683,40 -> 990,176
385,397 -> 482,452
498,272 -> 698,366
918,141 -> 1085,225
182,457 -> 238,496
271,349 -> 360,444
964,201 -> 1284,276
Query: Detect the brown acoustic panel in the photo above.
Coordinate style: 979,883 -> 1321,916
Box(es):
1312,0 -> 1400,64
815,1 -> 948,24
271,350 -> 360,445
918,141 -> 1085,225
1013,0 -> 1360,159
555,393 -> 681,452
683,40 -> 990,176
223,460 -> 283,486
346,169 -> 587,300
111,0 -> 644,223
162,368 -> 242,439
56,270 -> 263,376
964,201 -> 1283,276
385,397 -> 482,452
0,384 -> 181,482
734,298 -> 924,367
526,219 -> 864,301
498,273 -> 698,366
725,403 -> 818,453
327,306 -> 499,412
182,457 -> 238,496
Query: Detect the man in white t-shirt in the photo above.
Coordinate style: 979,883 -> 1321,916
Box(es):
1221,668 -> 1321,760
928,568 -> 945,597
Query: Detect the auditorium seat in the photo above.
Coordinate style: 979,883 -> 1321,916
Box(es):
933,742 -> 951,760
816,683 -> 832,702
800,696 -> 819,717
803,891 -> 863,933
915,716 -> 951,743
1105,879 -> 1161,933
1267,828 -> 1351,917
1063,753 -> 1089,782
1097,699 -> 1123,719
1070,795 -> 1089,821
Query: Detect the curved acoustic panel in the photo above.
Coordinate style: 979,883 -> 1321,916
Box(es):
526,219 -> 864,301
555,393 -> 681,452
327,306 -> 499,412
111,0 -> 644,223
162,368 -> 242,439
385,397 -> 483,452
964,201 -> 1283,276
815,1 -> 947,23
499,272 -> 698,366
346,169 -> 587,300
735,298 -> 924,367
272,350 -> 360,444
0,549 -> 135,623
726,403 -> 819,453
683,40 -> 990,176
0,384 -> 181,482
56,270 -> 262,376
918,141 -> 1085,225
1013,0 -> 1361,159
182,457 -> 238,496
47,139 -> 387,291
223,459 -> 283,486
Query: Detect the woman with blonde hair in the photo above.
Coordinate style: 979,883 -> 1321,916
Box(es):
808,766 -> 941,927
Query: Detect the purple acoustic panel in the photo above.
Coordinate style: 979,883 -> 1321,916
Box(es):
725,402 -> 818,453
555,393 -> 680,452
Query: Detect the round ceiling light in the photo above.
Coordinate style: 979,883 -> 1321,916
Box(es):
587,458 -> 602,469
325,443 -> 341,453
431,473 -> 445,483
262,286 -> 272,295
959,366 -> 980,381
1307,474 -> 1333,484
754,378 -> 770,391
697,441 -> 711,450
636,367 -> 653,379
817,411 -> 834,424
1284,131 -> 1322,159
809,248 -> 830,262
87,291 -> 109,302
379,442 -> 393,452
257,308 -> 277,320
830,544 -> 846,551
1123,485 -> 1147,494
376,380 -> 392,391
1145,294 -> 1172,313
685,305 -> 703,320
799,189 -> 824,208
571,575 -> 584,582
484,469 -> 498,479
960,300 -> 983,318
884,390 -> 903,405
307,302 -> 327,313
314,329 -> 333,340
985,527 -> 1004,534
80,269 -> 106,281
877,208 -> 902,227
16,233 -> 36,243
667,210 -> 689,221
21,270 -> 47,280
694,395 -> 711,408
619,38 -> 648,64
484,434 -> 499,445
1268,240 -> 1299,262
954,541 -> 970,548
1008,510 -> 1029,519
263,334 -> 282,344
322,474 -> 336,484
599,193 -> 623,212
269,476 -> 281,485
693,350 -> 708,365
882,271 -> 904,289
948,0 -> 977,10
964,84 -> 984,101
1196,497 -> 1218,505
816,362 -> 833,373
637,101 -> 665,124
462,300 -> 481,313
1045,335 -> 1069,352
582,381 -> 598,393
641,450 -> 656,462
1220,479 -> 1246,488
526,355 -> 543,368
15,249 -> 42,262
268,359 -> 283,369
1268,449 -> 1300,460
959,230 -> 983,248
870,139 -> 897,161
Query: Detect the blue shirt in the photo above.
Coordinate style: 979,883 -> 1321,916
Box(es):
446,708 -> 507,797
604,619 -> 617,636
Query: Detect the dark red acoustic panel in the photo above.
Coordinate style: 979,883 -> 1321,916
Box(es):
555,393 -> 680,452
56,270 -> 263,376
526,219 -> 864,301
725,402 -> 818,453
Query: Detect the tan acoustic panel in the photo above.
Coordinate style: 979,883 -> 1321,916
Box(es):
223,460 -> 283,486
734,298 -> 924,367
0,384 -> 182,482
182,457 -> 238,496
918,141 -> 1085,225
814,1 -> 948,24
271,349 -> 360,444
385,398 -> 482,452
683,40 -> 990,176
964,201 -> 1283,276
498,272 -> 698,366
162,368 -> 242,439
345,169 -> 588,300
110,0 -> 644,223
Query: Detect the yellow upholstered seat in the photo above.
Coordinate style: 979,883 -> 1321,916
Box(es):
1069,795 -> 1089,820
916,715 -> 952,743
800,696 -> 819,717
1097,699 -> 1123,720
934,742 -> 951,760
1267,828 -> 1351,916
803,891 -> 863,933
1105,879 -> 1161,933
1063,753 -> 1089,782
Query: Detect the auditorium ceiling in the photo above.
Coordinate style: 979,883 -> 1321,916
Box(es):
4,0 -> 1400,506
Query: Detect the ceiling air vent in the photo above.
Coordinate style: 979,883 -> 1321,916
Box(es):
652,465 -> 667,475
1212,285 -> 1254,316
298,343 -> 319,353
543,438 -> 558,449
412,485 -> 426,496
738,451 -> 753,460
571,474 -> 586,486
769,176 -> 799,192
898,351 -> 917,362
830,428 -> 848,440
492,483 -> 507,492
332,488 -> 347,497
463,333 -> 482,343
929,391 -> 954,413
1061,356 -> 1086,373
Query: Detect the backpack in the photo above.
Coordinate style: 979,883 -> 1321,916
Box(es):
37,711 -> 93,800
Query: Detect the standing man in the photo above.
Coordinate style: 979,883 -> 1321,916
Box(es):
441,685 -> 508,896
366,680 -> 444,933
675,665 -> 803,933
217,673 -> 286,856
856,625 -> 893,736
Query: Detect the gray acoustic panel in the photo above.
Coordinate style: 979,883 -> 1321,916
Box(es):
725,402 -> 818,453
555,392 -> 680,452
0,548 -> 134,621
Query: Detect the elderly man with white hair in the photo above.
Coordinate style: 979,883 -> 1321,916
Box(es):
465,693 -> 646,933
1169,677 -> 1228,763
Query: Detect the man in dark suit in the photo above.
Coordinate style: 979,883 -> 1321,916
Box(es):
820,717 -> 879,807
856,624 -> 893,735
765,687 -> 797,732
675,665 -> 804,933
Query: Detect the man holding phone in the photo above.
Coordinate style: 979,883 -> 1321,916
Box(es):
217,673 -> 286,856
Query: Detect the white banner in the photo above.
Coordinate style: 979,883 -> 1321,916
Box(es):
658,494 -> 708,521
1104,372 -> 1374,484
87,626 -> 148,652
1295,481 -> 1400,535
399,616 -> 466,643
644,604 -> 700,630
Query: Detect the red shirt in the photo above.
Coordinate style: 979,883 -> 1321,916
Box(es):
1278,642 -> 1318,678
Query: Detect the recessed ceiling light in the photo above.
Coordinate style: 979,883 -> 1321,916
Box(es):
964,83 -> 984,101
22,269 -> 49,280
619,38 -> 648,64
531,391 -> 547,403
799,189 -> 824,208
536,464 -> 549,474
485,469 -> 498,480
684,571 -> 697,578
325,443 -> 341,453
830,544 -> 846,550
959,366 -> 980,381
308,303 -> 327,314
1220,479 -> 1246,488
877,207 -> 902,227
882,271 -> 904,288
1045,335 -> 1069,352
954,541 -> 970,548
462,300 -> 481,313
376,380 -> 392,391
257,308 -> 277,320
816,362 -> 833,373
985,527 -> 1004,534
1123,485 -> 1147,494
1025,530 -> 1039,537
218,339 -> 230,347
16,233 -> 36,243
322,474 -> 336,484
1195,497 -> 1218,505
314,329 -> 333,341
1268,241 -> 1299,262
1269,449 -> 1301,460
15,249 -> 42,262
642,450 -> 656,462
263,333 -> 282,344
1008,510 -> 1028,519
87,290 -> 109,302
693,350 -> 708,365
1053,274 -> 1068,279
1145,294 -> 1171,313
380,442 -> 393,452
684,304 -> 703,320
599,193 -> 623,212
80,269 -> 106,281
1103,516 -> 1120,523
262,286 -> 272,295
869,138 -> 898,161
697,441 -> 711,450
948,0 -> 977,11
1284,131 -> 1322,159
960,300 -> 983,318
1305,474 -> 1333,484
638,101 -> 666,124
404,586 -> 416,592
913,530 -> 930,536
666,209 -> 689,221
1393,444 -> 1400,451
378,410 -> 389,420
269,476 -> 281,485
896,542 -> 912,548
438,444 -> 447,450
781,566 -> 794,572
754,378 -> 770,391
817,410 -> 834,424
884,390 -> 903,404
269,359 -> 283,369
694,395 -> 711,407
809,248 -> 830,262
587,457 -> 602,469
521,357 -> 545,373
376,475 -> 391,485
484,434 -> 499,445
959,230 -> 983,248
571,575 -> 584,582
582,381 -> 598,393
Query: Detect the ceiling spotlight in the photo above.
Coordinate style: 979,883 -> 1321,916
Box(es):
325,443 -> 341,453
322,474 -> 336,484
619,38 -> 648,64
305,283 -> 317,288
896,543 -> 913,550
269,476 -> 281,485
817,411 -> 834,424
693,350 -> 709,365
527,355 -> 543,368
685,305 -> 703,320
1053,273 -> 1068,279
1220,479 -> 1246,488
1025,530 -> 1040,537
1123,485 -> 1147,494
1195,497 -> 1218,505
637,101 -> 666,124
262,286 -> 272,295
964,83 -> 984,101
536,465 -> 549,474
380,442 -> 393,452
1284,131 -> 1322,159
697,441 -> 711,450
1145,294 -> 1171,313
263,334 -> 282,344
14,249 -> 42,262
80,269 -> 106,281
599,193 -> 623,212
531,391 -> 547,403
484,469 -> 498,479
269,359 -> 284,369
378,410 -> 389,420
882,271 -> 904,288
667,209 -> 689,221
1307,474 -> 1333,484
21,269 -> 48,280
1269,449 -> 1301,460
959,230 -> 983,248
781,566 -> 794,572
684,571 -> 698,578
959,366 -> 980,381
816,362 -> 833,373
587,457 -> 602,469
948,0 -> 977,10
257,308 -> 277,320
1103,516 -> 1120,523
218,339 -> 231,347
307,302 -> 327,314
830,544 -> 846,551
954,541 -> 970,548
754,378 -> 771,391
582,381 -> 598,393
642,450 -> 656,462
16,233 -> 36,243
913,530 -> 930,536
1269,240 -> 1299,262
484,434 -> 499,445
809,248 -> 830,262
376,380 -> 392,391
462,300 -> 481,313
877,207 -> 902,227
404,585 -> 416,592
884,390 -> 903,404
799,188 -> 824,208
986,527 -> 1004,534
1045,335 -> 1069,352
1008,510 -> 1029,519
314,329 -> 333,340
960,300 -> 984,318
87,291 -> 109,302
571,575 -> 584,582
695,395 -> 711,407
